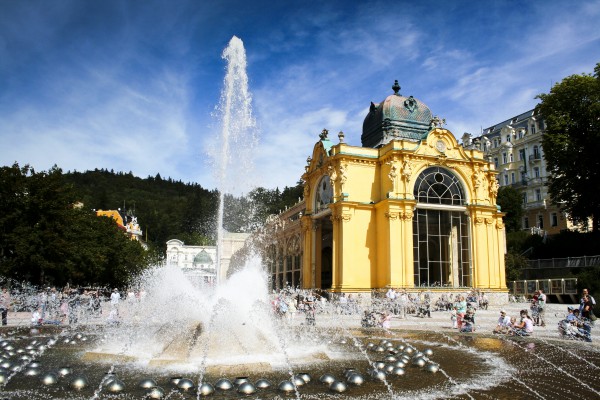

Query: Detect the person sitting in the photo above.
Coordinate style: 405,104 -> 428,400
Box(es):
466,304 -> 477,325
493,309 -> 511,334
461,311 -> 475,333
479,292 -> 489,310
570,308 -> 592,342
511,310 -> 534,336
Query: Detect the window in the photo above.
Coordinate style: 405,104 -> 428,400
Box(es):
551,213 -> 558,227
413,167 -> 470,288
504,175 -> 509,185
535,189 -> 542,201
522,192 -> 528,204
511,172 -> 515,184
502,153 -> 507,164
524,216 -> 529,229
534,167 -> 540,178
533,145 -> 540,158
414,166 -> 465,206
518,129 -> 524,139
531,124 -> 536,134
494,158 -> 499,168
538,215 -> 544,228
506,134 -> 511,143
509,153 -> 514,163
494,139 -> 499,148
518,149 -> 524,161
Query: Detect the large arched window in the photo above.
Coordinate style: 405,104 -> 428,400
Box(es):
414,167 -> 464,205
413,167 -> 471,288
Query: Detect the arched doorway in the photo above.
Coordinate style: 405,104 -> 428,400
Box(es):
320,222 -> 333,289
313,174 -> 333,289
412,166 -> 471,288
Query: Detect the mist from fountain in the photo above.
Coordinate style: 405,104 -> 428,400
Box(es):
212,35 -> 256,286
90,37 -> 333,375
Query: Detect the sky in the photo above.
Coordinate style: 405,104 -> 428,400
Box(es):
1,0 -> 599,194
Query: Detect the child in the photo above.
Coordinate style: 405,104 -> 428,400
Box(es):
461,312 -> 475,333
381,312 -> 392,329
450,308 -> 457,329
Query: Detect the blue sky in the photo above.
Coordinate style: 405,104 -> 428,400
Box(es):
1,0 -> 599,193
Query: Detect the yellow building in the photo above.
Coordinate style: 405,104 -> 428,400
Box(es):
96,209 -> 144,243
269,82 -> 507,301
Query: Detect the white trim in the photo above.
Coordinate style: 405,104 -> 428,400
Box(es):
416,203 -> 467,212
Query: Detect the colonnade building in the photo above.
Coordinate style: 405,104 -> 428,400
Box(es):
266,82 -> 507,301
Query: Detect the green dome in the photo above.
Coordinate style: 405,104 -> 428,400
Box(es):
361,80 -> 433,148
193,249 -> 213,265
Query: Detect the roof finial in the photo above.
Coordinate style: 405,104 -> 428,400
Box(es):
392,80 -> 401,95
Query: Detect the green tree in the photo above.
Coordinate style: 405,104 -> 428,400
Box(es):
505,252 -> 529,284
0,164 -> 148,287
497,186 -> 524,233
536,63 -> 600,232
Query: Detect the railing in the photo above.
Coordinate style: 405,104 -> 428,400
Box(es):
524,200 -> 546,210
525,255 -> 600,269
529,154 -> 542,162
510,278 -> 578,296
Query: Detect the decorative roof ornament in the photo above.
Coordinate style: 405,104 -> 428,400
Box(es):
319,129 -> 329,140
361,81 -> 433,147
404,96 -> 417,113
338,131 -> 345,143
430,116 -> 446,129
392,80 -> 401,95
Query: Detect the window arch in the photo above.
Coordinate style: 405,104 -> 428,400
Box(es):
413,166 -> 470,288
414,167 -> 465,206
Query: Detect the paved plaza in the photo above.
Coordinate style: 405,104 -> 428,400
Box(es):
1,301 -> 596,347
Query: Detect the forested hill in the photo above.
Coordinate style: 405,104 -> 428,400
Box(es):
64,169 -> 303,249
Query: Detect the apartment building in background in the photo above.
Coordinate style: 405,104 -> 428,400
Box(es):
463,109 -> 578,236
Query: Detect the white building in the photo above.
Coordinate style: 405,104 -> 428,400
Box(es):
166,231 -> 250,285
464,109 -> 579,235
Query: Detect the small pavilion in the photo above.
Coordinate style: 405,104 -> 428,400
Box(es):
268,82 -> 507,302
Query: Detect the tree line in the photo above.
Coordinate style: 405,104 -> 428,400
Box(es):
0,164 -> 302,288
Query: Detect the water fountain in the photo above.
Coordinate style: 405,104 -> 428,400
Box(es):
1,37 -> 600,399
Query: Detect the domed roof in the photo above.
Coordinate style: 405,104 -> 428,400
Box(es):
193,249 -> 213,265
361,80 -> 433,148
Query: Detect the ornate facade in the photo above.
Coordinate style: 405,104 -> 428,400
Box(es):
270,82 -> 507,298
464,110 -> 578,235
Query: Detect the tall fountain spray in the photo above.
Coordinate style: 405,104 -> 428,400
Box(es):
213,36 -> 256,285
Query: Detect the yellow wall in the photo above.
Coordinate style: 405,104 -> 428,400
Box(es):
96,210 -> 124,226
296,128 -> 506,294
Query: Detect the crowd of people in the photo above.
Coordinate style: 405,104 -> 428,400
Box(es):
488,288 -> 595,341
0,282 -> 594,343
0,286 -> 151,327
266,285 -> 596,342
